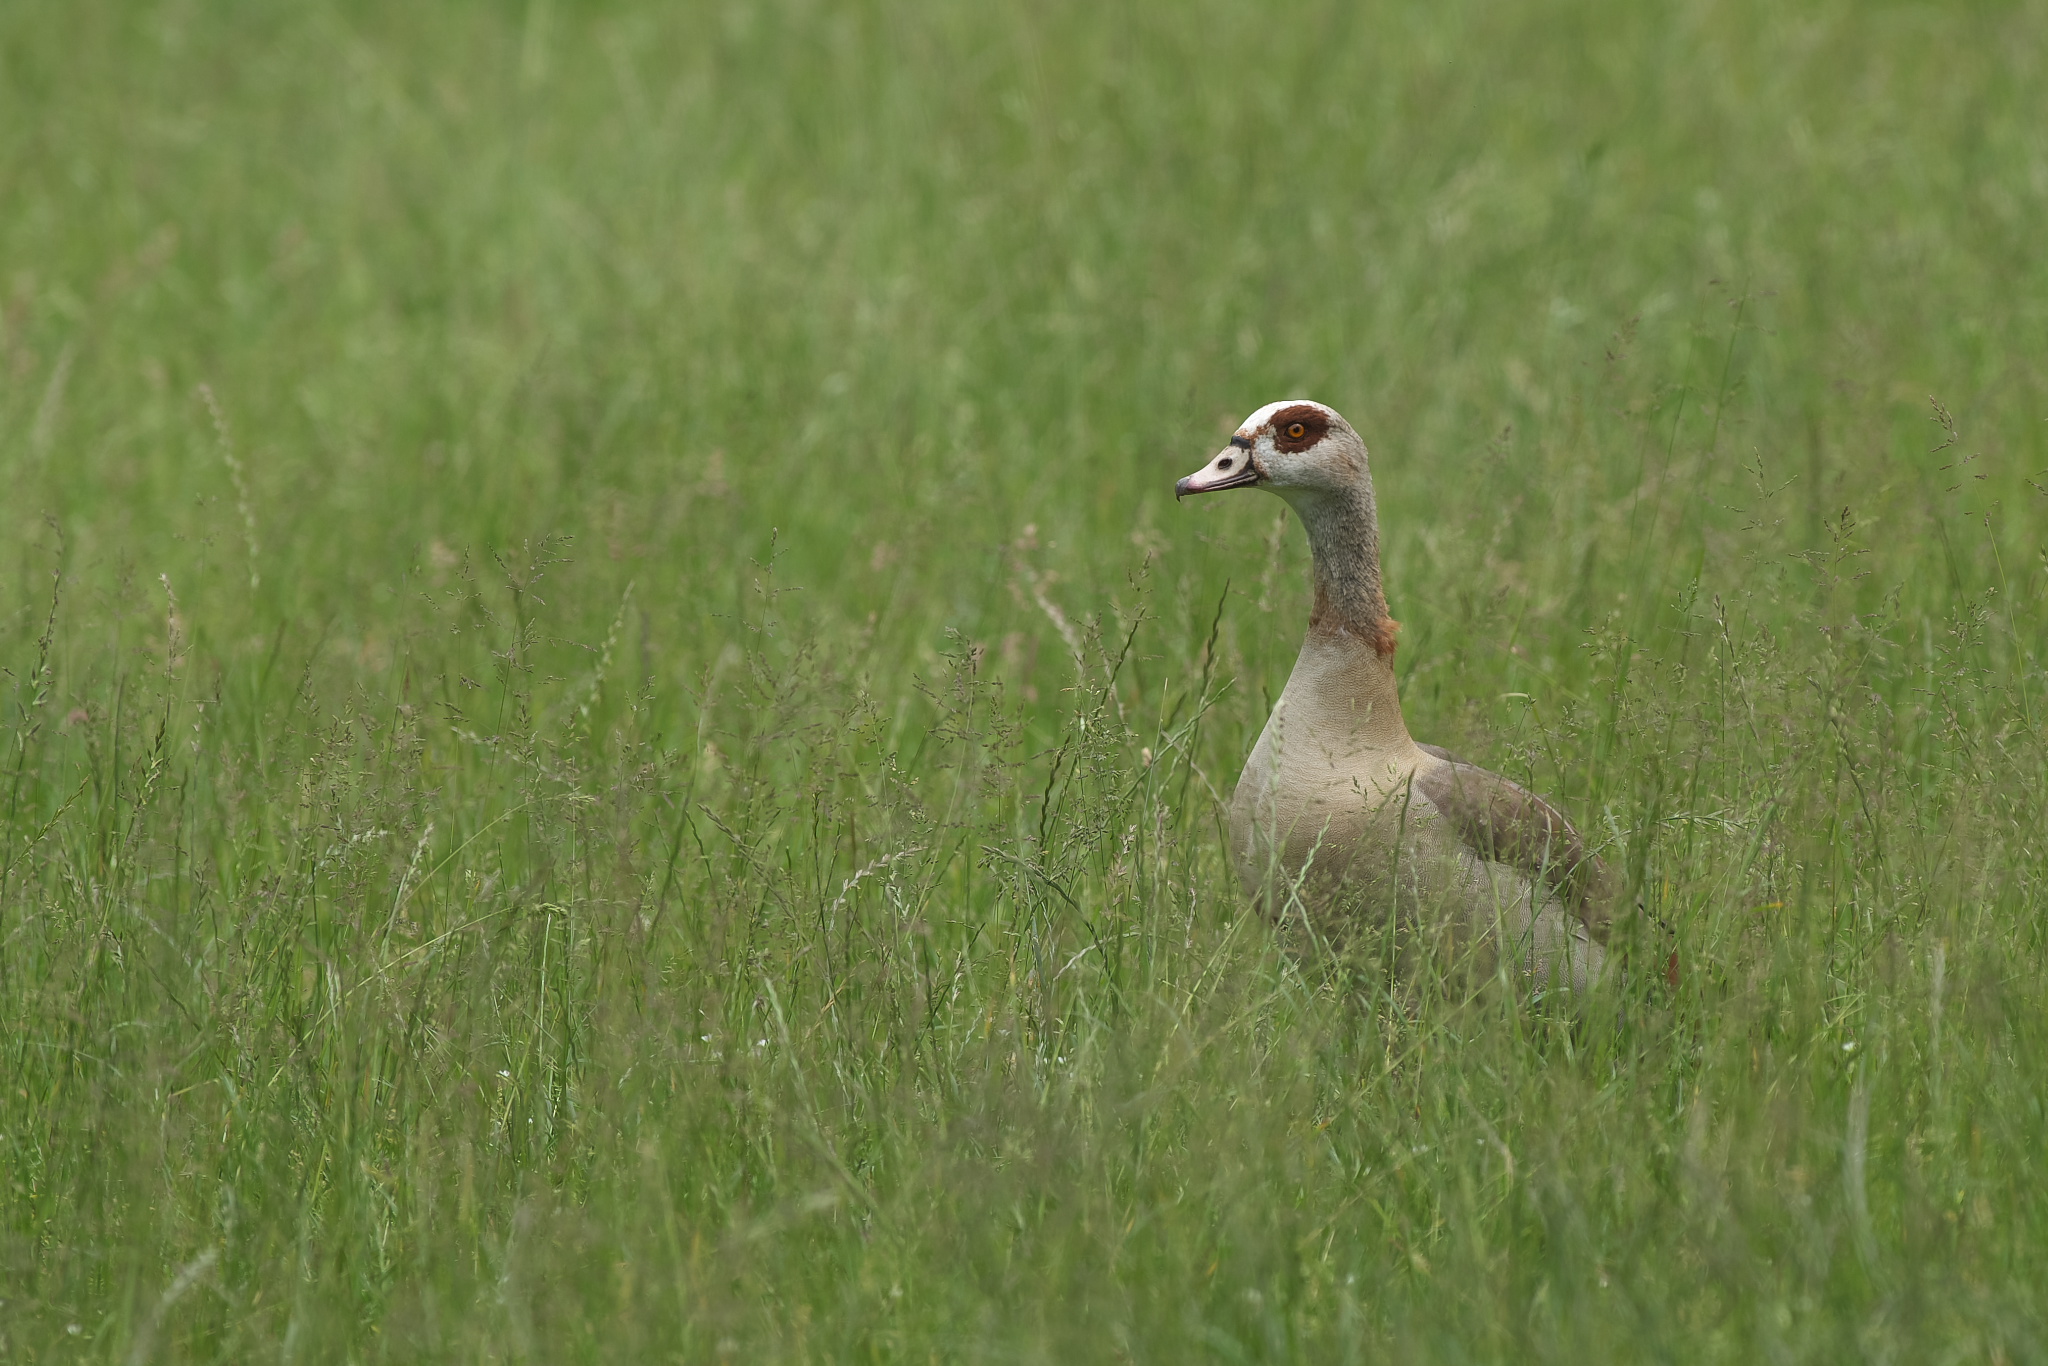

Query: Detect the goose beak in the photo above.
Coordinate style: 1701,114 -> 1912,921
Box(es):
1175,438 -> 1261,500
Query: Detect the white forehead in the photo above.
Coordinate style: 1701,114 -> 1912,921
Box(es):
1237,398 -> 1330,433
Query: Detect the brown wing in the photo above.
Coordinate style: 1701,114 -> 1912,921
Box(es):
1413,759 -> 1623,941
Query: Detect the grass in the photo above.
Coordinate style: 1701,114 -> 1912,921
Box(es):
3,0 -> 2046,1359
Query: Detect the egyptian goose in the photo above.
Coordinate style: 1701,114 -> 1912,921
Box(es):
1177,400 -> 1632,992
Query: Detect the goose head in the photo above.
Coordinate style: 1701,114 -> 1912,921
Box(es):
1174,400 -> 1368,505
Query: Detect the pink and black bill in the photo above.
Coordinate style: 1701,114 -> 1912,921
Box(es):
1175,433 -> 1260,498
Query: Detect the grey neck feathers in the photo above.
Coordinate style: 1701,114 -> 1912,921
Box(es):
1287,485 -> 1399,658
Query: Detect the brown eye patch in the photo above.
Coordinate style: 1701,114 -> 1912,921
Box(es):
1268,404 -> 1330,453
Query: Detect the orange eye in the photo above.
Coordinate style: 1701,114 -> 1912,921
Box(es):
1286,422 -> 1306,439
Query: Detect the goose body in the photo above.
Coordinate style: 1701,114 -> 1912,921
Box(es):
1179,400 -> 1624,991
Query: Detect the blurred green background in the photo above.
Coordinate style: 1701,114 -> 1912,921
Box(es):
3,0 -> 2045,1360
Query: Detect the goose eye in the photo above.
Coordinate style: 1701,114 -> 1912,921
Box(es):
1286,422 -> 1307,440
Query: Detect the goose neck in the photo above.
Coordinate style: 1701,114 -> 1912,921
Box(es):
1284,487 -> 1398,658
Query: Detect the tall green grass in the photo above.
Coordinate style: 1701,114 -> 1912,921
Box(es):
3,0 -> 2045,1359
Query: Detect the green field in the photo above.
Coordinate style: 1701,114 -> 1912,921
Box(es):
5,0 -> 2046,1359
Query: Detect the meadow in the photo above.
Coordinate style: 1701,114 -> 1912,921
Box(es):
3,0 -> 2046,1359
